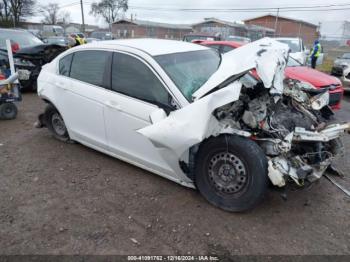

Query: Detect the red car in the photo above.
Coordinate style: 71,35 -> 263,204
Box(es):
198,41 -> 344,110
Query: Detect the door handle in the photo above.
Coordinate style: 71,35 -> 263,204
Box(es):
105,101 -> 122,111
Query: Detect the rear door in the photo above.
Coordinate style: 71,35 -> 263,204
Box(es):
103,51 -> 178,175
56,50 -> 112,149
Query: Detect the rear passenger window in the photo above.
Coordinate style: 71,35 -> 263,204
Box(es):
70,51 -> 110,87
111,52 -> 170,107
59,54 -> 73,76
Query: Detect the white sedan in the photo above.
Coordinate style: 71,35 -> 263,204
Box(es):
36,38 -> 349,212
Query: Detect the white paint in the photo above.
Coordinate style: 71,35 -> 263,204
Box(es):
138,81 -> 242,158
192,38 -> 289,99
6,39 -> 15,75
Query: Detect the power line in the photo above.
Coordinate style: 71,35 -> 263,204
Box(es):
127,2 -> 350,12
58,1 -> 350,12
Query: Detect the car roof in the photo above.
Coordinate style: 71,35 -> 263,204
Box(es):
82,38 -> 208,56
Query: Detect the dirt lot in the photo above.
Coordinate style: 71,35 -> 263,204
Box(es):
0,93 -> 350,256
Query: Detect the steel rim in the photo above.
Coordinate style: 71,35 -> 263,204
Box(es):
208,152 -> 248,194
51,113 -> 66,136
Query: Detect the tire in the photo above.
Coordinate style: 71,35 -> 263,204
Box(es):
0,102 -> 18,120
44,104 -> 70,142
194,135 -> 268,212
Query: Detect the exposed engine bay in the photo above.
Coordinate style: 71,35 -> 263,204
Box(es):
138,38 -> 349,189
215,78 -> 349,187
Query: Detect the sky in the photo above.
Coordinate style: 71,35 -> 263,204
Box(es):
33,0 -> 350,36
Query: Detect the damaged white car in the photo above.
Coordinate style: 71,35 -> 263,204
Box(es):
36,38 -> 350,212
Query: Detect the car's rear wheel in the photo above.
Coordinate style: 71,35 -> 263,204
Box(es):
44,104 -> 70,142
0,102 -> 18,120
195,135 -> 268,212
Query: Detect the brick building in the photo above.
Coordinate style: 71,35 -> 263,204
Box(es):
192,18 -> 274,41
244,14 -> 320,45
112,19 -> 192,40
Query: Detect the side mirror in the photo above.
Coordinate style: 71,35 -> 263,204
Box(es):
43,39 -> 48,43
149,108 -> 167,124
305,49 -> 310,55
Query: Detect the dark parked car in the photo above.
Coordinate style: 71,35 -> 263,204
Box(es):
90,31 -> 113,40
0,28 -> 67,91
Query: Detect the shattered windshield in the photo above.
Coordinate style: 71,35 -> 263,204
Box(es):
155,50 -> 221,101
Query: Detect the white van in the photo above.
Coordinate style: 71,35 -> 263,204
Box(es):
275,37 -> 308,65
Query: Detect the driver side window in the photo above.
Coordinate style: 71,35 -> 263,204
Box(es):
111,52 -> 173,110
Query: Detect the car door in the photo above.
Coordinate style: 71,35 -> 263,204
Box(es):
56,50 -> 111,150
103,51 -> 178,175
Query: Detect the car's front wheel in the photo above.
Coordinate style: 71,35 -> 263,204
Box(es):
195,135 -> 268,212
44,104 -> 70,142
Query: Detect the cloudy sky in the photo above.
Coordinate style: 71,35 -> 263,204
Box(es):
33,0 -> 349,36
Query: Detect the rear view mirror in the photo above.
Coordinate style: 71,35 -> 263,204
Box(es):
149,108 -> 167,124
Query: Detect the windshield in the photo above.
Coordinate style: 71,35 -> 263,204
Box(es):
276,39 -> 301,53
155,50 -> 221,101
0,30 -> 43,50
341,53 -> 350,59
287,56 -> 302,67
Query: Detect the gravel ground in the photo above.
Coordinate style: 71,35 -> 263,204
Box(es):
0,93 -> 349,256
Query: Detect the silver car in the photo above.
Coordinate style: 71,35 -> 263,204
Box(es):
332,53 -> 350,76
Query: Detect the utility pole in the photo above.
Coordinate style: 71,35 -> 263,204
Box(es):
80,0 -> 85,33
274,8 -> 280,37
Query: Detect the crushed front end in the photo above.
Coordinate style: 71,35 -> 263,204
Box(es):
215,78 -> 350,188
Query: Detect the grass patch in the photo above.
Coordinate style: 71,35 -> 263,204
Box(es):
318,57 -> 334,74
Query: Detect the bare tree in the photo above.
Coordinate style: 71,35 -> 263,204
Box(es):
9,0 -> 36,25
90,0 -> 128,24
60,10 -> 71,25
40,3 -> 60,24
0,0 -> 11,21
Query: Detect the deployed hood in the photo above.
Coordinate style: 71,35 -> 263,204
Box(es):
192,38 -> 289,100
285,66 -> 341,87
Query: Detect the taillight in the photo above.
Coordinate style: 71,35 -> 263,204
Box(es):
0,74 -> 5,80
11,42 -> 20,53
